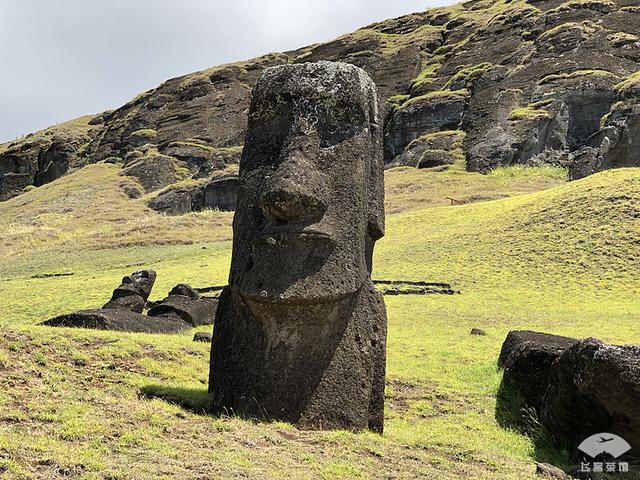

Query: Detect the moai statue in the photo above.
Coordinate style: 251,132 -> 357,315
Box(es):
103,270 -> 157,313
208,61 -> 387,432
147,283 -> 218,326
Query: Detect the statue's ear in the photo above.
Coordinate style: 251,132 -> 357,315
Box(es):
365,119 -> 385,274
367,121 -> 385,242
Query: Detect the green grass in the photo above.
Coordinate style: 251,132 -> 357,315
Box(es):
547,0 -> 614,13
443,63 -> 494,90
487,165 -> 567,179
615,70 -> 640,97
508,106 -> 551,121
400,89 -> 469,110
384,165 -> 566,213
538,69 -> 619,85
129,128 -> 157,139
0,160 -> 638,478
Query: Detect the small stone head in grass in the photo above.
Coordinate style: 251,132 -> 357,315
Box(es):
209,61 -> 388,432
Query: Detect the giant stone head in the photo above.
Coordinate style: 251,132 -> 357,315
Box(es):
230,61 -> 384,304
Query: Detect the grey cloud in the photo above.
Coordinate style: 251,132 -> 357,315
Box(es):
0,0 -> 454,142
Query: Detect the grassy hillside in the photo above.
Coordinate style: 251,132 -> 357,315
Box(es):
0,165 -> 638,479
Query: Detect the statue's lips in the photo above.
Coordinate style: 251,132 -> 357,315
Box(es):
254,227 -> 334,243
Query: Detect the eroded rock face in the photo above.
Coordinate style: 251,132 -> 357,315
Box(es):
384,91 -> 469,161
541,339 -> 640,453
569,100 -> 640,179
103,270 -> 157,313
392,131 -> 465,168
5,0 -> 640,192
499,331 -> 640,455
209,61 -> 388,432
201,176 -> 238,212
120,155 -> 177,192
0,119 -> 96,201
148,174 -> 239,216
499,330 -> 577,411
148,189 -> 194,216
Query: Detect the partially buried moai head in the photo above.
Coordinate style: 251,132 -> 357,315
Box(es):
230,61 -> 384,304
102,269 -> 157,313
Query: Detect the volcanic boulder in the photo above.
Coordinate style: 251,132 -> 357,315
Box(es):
499,331 -> 640,455
499,330 -> 577,411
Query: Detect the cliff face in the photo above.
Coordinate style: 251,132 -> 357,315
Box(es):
1,0 -> 639,201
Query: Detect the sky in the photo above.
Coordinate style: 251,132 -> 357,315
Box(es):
0,0 -> 454,143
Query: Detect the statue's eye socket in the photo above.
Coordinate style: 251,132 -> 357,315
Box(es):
315,105 -> 367,147
318,125 -> 362,148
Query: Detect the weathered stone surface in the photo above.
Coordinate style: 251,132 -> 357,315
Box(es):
500,331 -> 640,456
392,131 -> 464,169
200,175 -> 238,212
42,309 -> 189,334
148,189 -> 194,216
569,100 -> 640,179
384,91 -> 469,161
120,155 -> 176,192
168,283 -> 200,299
541,338 -> 640,453
41,270 -> 202,333
499,330 -> 577,411
0,173 -> 33,201
209,62 -> 387,432
160,143 -> 241,179
148,284 -> 217,326
103,270 -> 157,314
149,174 -> 240,216
0,117 -> 96,200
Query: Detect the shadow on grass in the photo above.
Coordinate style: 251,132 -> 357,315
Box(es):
495,378 -> 572,470
141,384 -> 214,415
141,384 -> 272,423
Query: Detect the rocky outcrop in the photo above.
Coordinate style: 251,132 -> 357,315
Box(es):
385,91 -> 469,161
148,174 -> 239,216
0,117 -> 96,200
120,155 -> 177,192
3,0 -> 640,200
148,189 -> 194,216
569,92 -> 640,179
499,330 -> 577,411
392,130 -> 465,168
499,331 -> 640,454
541,338 -> 640,453
199,176 -> 238,212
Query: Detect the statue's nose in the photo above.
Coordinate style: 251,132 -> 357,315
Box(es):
260,151 -> 328,222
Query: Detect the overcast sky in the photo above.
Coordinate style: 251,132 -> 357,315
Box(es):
0,0 -> 454,143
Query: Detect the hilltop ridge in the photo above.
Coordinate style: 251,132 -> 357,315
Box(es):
1,0 -> 639,204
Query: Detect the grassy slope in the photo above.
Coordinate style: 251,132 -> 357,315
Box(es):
0,165 -> 638,479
